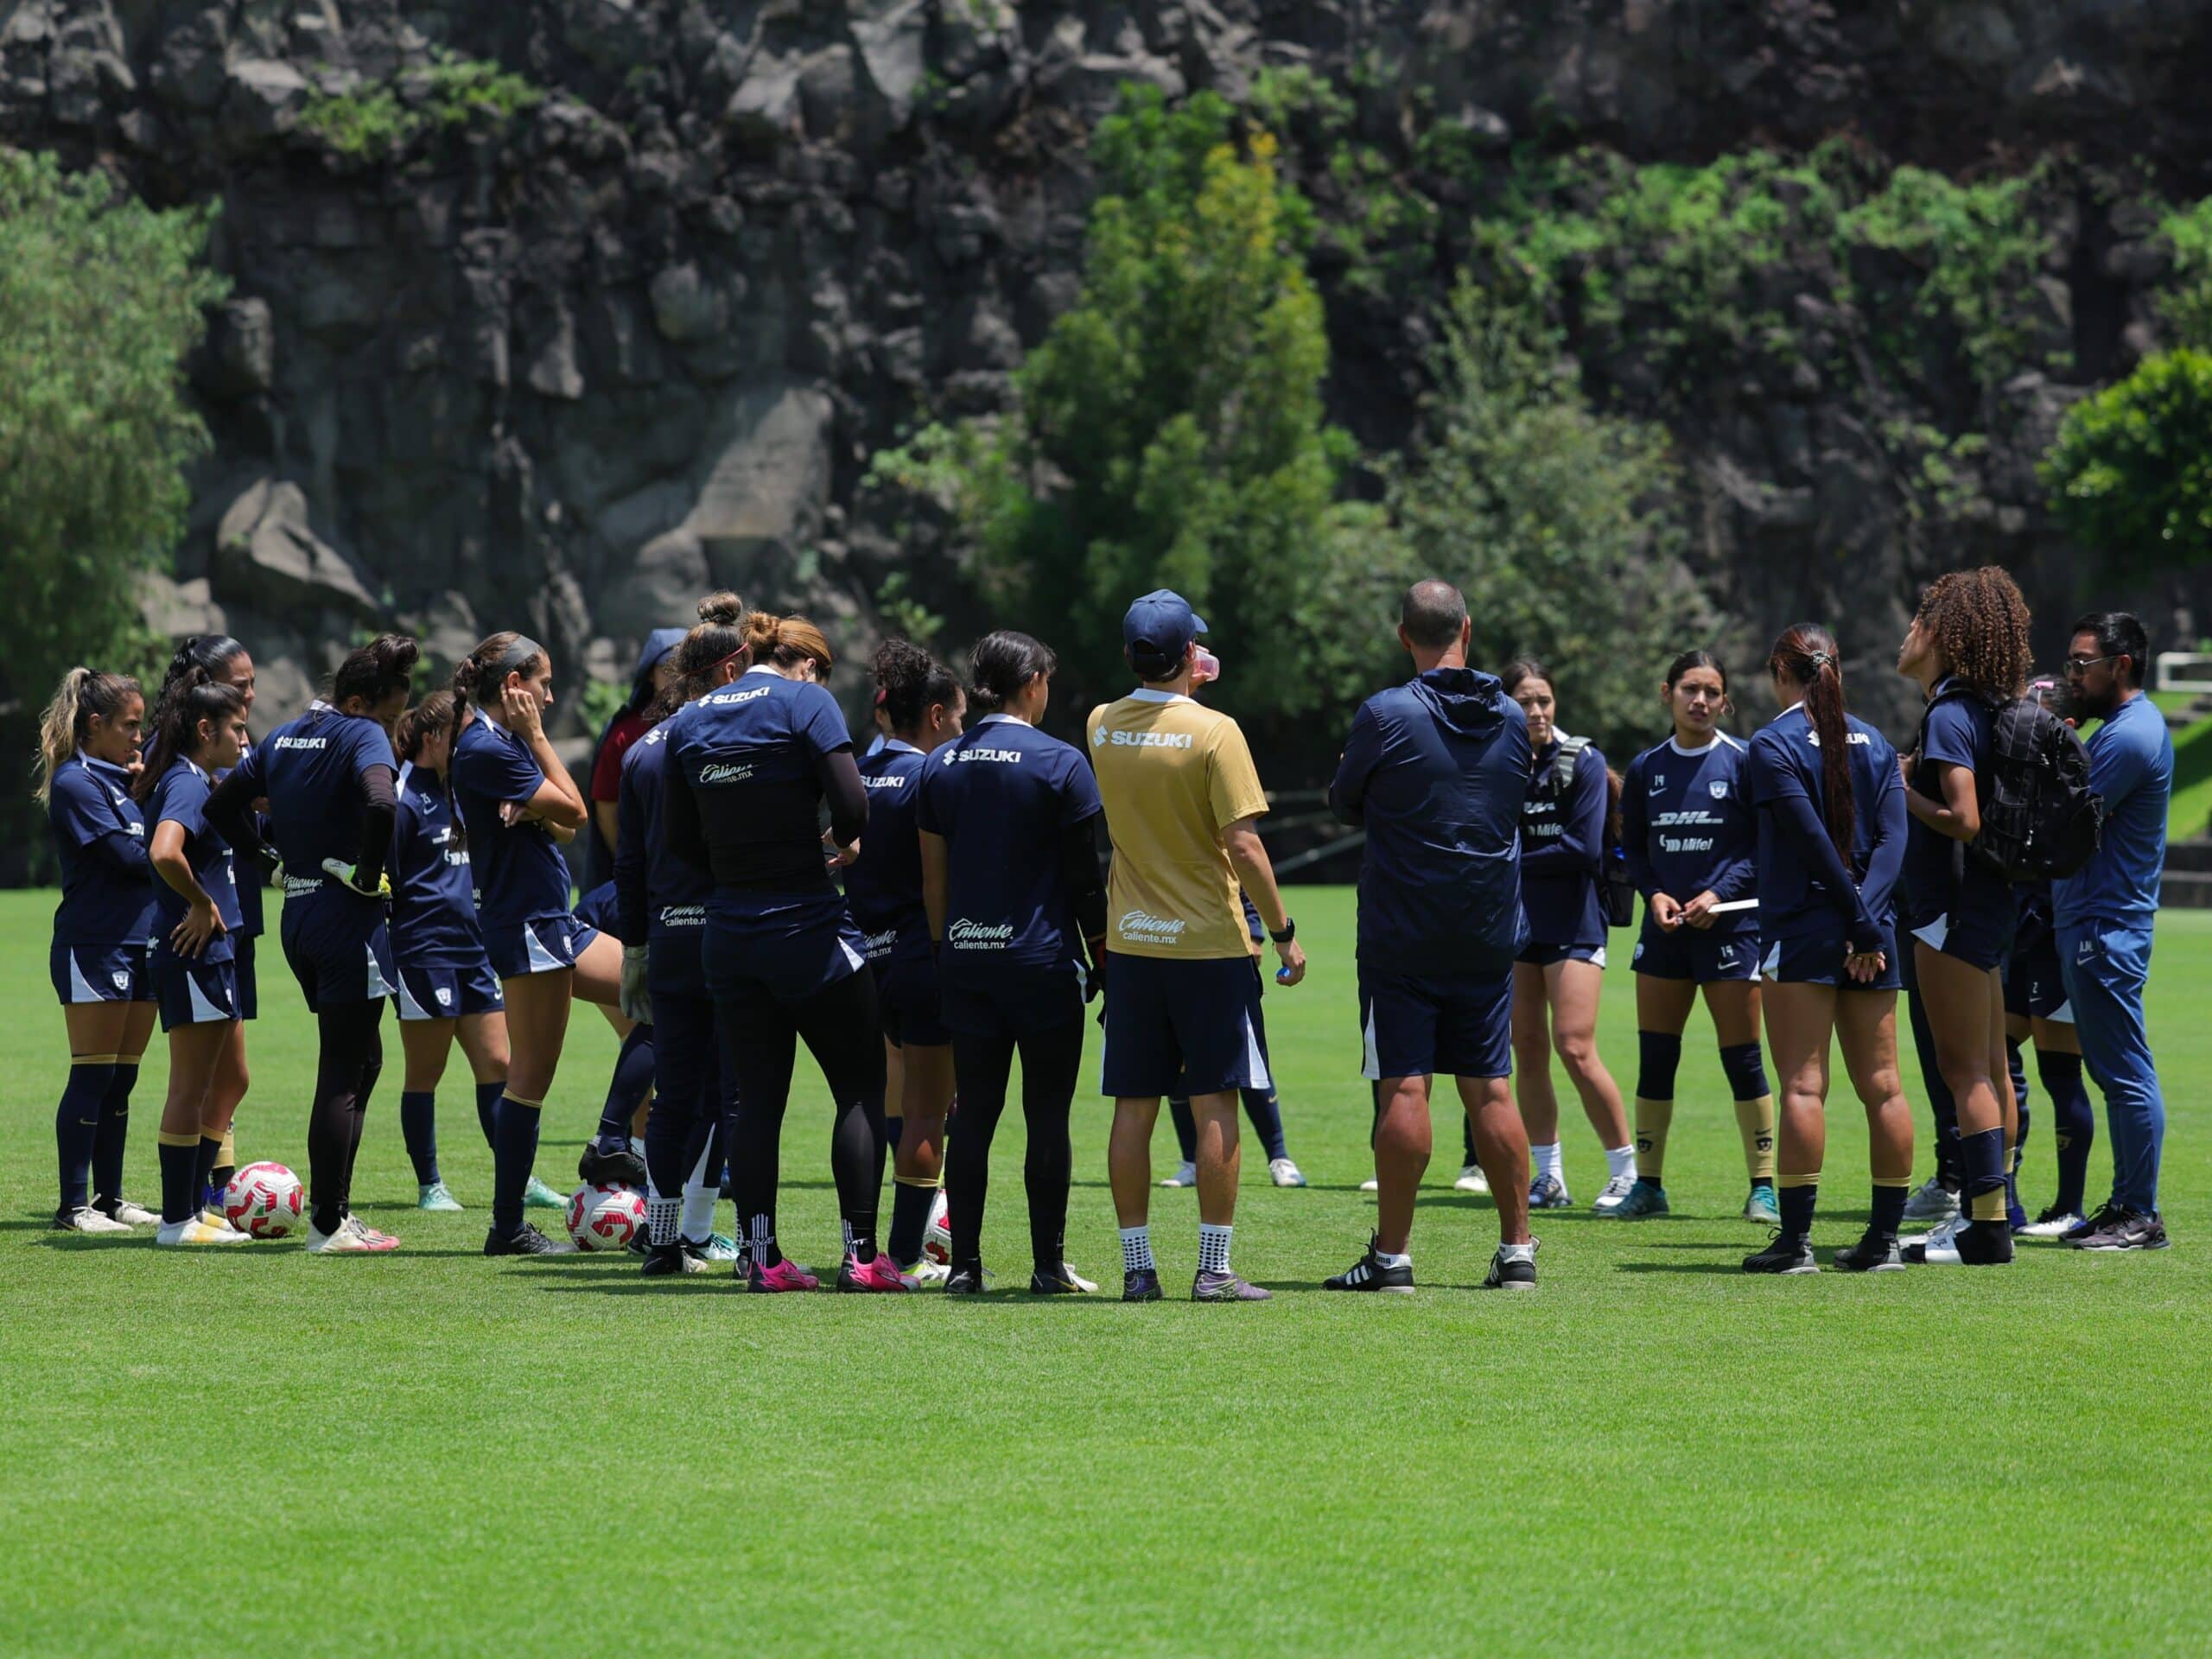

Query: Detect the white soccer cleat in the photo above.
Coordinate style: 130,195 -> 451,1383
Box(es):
1591,1173 -> 1638,1215
1902,1177 -> 1961,1223
156,1217 -> 249,1247
198,1206 -> 240,1233
2019,1207 -> 2082,1239
1160,1160 -> 1198,1189
922,1189 -> 952,1264
57,1205 -> 132,1235
1452,1164 -> 1491,1195
1906,1216 -> 1966,1264
1358,1177 -> 1379,1193
1268,1157 -> 1307,1188
307,1215 -> 398,1254
1058,1262 -> 1099,1294
107,1198 -> 161,1227
904,1258 -> 950,1286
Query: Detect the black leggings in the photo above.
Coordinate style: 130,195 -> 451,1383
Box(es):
719,967 -> 885,1260
309,1000 -> 385,1233
944,1018 -> 1084,1276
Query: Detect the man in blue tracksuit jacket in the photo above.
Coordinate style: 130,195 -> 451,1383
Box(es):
2055,612 -> 2174,1252
1320,581 -> 1539,1294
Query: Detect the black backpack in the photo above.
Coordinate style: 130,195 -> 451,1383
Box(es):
1916,688 -> 2103,883
1552,734 -> 1638,928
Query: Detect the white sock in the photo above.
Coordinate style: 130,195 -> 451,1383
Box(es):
629,1135 -> 647,1162
1534,1142 -> 1563,1183
1499,1240 -> 1536,1262
678,1183 -> 716,1243
647,1193 -> 680,1248
1119,1226 -> 1154,1274
1198,1222 -> 1232,1274
1376,1248 -> 1411,1268
1605,1143 -> 1636,1181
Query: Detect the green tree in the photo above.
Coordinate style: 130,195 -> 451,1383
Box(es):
2042,348 -> 2212,575
870,87 -> 1374,721
1,149 -> 227,704
1386,282 -> 1713,758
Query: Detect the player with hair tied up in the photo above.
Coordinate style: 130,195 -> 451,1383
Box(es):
666,610 -> 906,1292
1741,625 -> 1913,1274
38,667 -> 162,1234
1611,650 -> 1779,1223
212,634 -> 419,1253
849,639 -> 966,1282
1893,566 -> 2034,1267
616,594 -> 752,1275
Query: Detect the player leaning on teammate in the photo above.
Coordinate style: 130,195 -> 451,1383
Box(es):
919,631 -> 1109,1295
1740,625 -> 1915,1274
38,668 -> 162,1235
1092,591 -> 1306,1304
211,634 -> 417,1254
1614,652 -> 1778,1224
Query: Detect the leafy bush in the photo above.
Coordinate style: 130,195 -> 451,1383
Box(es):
2042,348 -> 2212,575
2160,200 -> 2212,347
301,49 -> 542,160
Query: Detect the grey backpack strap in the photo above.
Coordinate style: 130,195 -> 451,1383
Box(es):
1552,732 -> 1590,793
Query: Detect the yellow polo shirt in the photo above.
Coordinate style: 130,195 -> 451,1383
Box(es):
1087,690 -> 1269,959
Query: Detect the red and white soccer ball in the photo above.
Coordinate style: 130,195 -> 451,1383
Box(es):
567,1183 -> 645,1251
222,1161 -> 303,1239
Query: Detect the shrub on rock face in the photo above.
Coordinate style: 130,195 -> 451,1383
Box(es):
2043,349 -> 2212,577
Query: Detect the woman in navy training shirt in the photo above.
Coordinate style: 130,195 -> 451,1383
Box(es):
213,636 -> 416,1253
1503,658 -> 1634,1213
614,594 -> 749,1275
918,631 -> 1109,1295
1741,625 -> 1913,1274
1894,566 -> 2034,1266
39,668 -> 162,1235
137,681 -> 252,1247
1612,651 -> 1777,1224
666,611 -> 906,1293
849,639 -> 965,1281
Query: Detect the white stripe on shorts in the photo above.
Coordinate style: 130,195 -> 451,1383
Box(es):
524,922 -> 564,975
1242,1013 -> 1272,1092
1360,1003 -> 1381,1083
365,942 -> 394,1001
185,968 -> 229,1025
67,950 -> 104,1005
1910,912 -> 1951,952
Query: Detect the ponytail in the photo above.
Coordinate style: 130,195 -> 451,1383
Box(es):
34,667 -> 141,804
742,611 -> 834,677
1768,624 -> 1858,872
396,689 -> 463,848
873,639 -> 961,734
967,631 -> 1058,718
452,632 -> 547,720
332,632 -> 420,711
135,683 -> 245,805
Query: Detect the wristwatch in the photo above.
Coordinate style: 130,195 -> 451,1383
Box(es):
1268,916 -> 1296,945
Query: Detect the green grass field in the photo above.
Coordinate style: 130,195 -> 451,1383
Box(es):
5,889 -> 2208,1655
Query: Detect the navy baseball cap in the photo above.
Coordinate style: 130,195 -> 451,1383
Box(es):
1122,589 -> 1208,670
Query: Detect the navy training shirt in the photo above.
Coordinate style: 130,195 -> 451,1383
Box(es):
2054,690 -> 2173,928
667,667 -> 854,893
1904,681 -> 2012,931
225,702 -> 394,881
915,714 -> 1103,969
1746,704 -> 1905,938
48,753 -> 157,949
1328,667 -> 1529,976
450,712 -> 573,930
847,739 -> 934,963
1519,737 -> 1609,948
1620,734 -> 1757,935
389,762 -> 484,965
145,758 -> 239,963
613,722 -> 714,943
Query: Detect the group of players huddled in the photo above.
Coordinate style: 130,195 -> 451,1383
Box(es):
36,562 -> 2175,1293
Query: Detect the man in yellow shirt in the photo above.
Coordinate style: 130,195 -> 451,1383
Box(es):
1089,590 -> 1306,1302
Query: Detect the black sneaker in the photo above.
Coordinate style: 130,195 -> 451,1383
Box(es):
1955,1217 -> 2016,1264
2070,1207 -> 2170,1252
1833,1229 -> 1904,1273
640,1242 -> 702,1276
578,1142 -> 648,1189
484,1222 -> 576,1256
1322,1236 -> 1415,1294
1122,1267 -> 1163,1302
1029,1266 -> 1090,1295
2060,1201 -> 2124,1245
1743,1231 -> 1818,1274
1482,1241 -> 1538,1290
944,1264 -> 987,1295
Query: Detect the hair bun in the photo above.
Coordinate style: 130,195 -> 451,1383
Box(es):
697,591 -> 745,626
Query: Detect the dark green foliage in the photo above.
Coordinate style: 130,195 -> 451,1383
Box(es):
2043,349 -> 2212,574
300,49 -> 543,160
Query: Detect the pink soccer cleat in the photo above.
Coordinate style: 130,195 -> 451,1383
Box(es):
836,1252 -> 917,1294
747,1256 -> 821,1294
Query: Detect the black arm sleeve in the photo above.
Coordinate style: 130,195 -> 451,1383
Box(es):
353,765 -> 397,891
816,748 -> 868,849
1058,816 -> 1109,949
665,766 -> 709,872
206,768 -> 277,869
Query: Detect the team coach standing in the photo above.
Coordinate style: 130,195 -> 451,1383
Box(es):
2056,612 -> 2174,1252
1322,581 -> 1538,1292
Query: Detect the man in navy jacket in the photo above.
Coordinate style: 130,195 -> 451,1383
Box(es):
1322,581 -> 1538,1293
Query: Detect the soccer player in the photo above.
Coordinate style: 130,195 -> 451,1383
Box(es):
137,680 -> 253,1247
1322,581 -> 1535,1293
1502,658 -> 1636,1212
585,627 -> 688,889
1894,567 -> 2033,1266
2053,612 -> 2174,1251
665,610 -> 906,1292
1091,590 -> 1306,1303
212,635 -> 418,1254
1612,651 -> 1777,1223
1741,625 -> 1913,1274
448,632 -> 617,1257
920,630 -> 1109,1295
619,597 -> 752,1275
849,639 -> 966,1281
39,667 -> 162,1234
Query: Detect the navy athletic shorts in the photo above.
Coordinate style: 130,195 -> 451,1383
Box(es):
1760,924 -> 1904,992
1909,902 -> 2018,974
1516,940 -> 1607,969
874,951 -> 950,1048
50,941 -> 150,1006
153,949 -> 239,1032
484,915 -> 600,980
393,957 -> 505,1022
1630,921 -> 1758,984
939,959 -> 1087,1042
1358,963 -> 1513,1081
1100,953 -> 1269,1099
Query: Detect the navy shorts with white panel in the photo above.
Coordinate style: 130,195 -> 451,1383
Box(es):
450,713 -> 589,981
1622,734 -> 1759,983
46,751 -> 157,1007
144,758 -> 244,1031
388,760 -> 504,1021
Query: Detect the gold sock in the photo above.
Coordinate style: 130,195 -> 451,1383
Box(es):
156,1128 -> 200,1148
1969,1185 -> 2007,1222
1735,1094 -> 1777,1183
216,1126 -> 236,1166
1633,1097 -> 1674,1183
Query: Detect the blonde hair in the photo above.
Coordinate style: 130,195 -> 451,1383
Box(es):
743,610 -> 834,677
34,668 -> 141,804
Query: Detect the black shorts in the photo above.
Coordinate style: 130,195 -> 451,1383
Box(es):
939,960 -> 1087,1042
874,952 -> 950,1048
1760,924 -> 1903,992
1358,965 -> 1512,1081
2004,930 -> 2073,1022
1630,921 -> 1758,984
1100,953 -> 1269,1099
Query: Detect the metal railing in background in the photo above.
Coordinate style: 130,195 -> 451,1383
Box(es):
2154,652 -> 2212,694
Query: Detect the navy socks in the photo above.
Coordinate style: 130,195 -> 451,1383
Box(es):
400,1090 -> 440,1185
595,1024 -> 654,1152
55,1062 -> 113,1213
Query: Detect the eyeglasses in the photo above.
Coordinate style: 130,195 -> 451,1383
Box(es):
2064,653 -> 2117,674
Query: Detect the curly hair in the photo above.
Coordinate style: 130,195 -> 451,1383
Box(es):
1914,566 -> 2032,699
